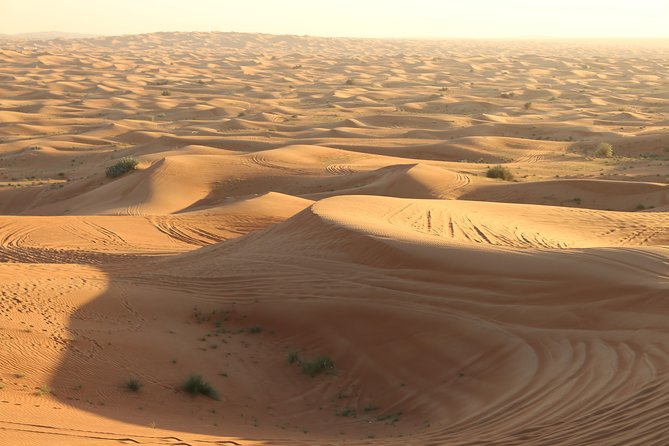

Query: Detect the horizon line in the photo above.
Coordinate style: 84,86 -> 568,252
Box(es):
3,30 -> 669,42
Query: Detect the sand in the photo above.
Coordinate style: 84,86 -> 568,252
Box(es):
0,32 -> 668,445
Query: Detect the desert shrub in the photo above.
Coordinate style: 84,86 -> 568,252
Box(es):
300,356 -> 335,377
287,352 -> 335,377
345,78 -> 354,85
500,92 -> 515,99
594,142 -> 614,158
524,102 -> 533,110
35,385 -> 52,396
125,377 -> 142,392
105,157 -> 138,178
182,375 -> 219,400
486,165 -> 514,181
287,351 -> 300,364
337,407 -> 358,417
161,89 -> 171,96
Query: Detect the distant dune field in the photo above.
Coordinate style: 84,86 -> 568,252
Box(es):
0,32 -> 668,445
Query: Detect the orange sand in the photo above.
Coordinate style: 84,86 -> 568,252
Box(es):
0,32 -> 668,445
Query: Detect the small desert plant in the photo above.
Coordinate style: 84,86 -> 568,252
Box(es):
161,89 -> 171,96
524,102 -> 533,110
300,356 -> 335,377
125,376 -> 142,392
486,165 -> 515,181
287,352 -> 335,376
500,92 -> 515,99
337,407 -> 357,417
106,157 -> 139,178
35,385 -> 52,396
594,142 -> 614,158
182,375 -> 219,400
287,351 -> 300,364
345,78 -> 354,85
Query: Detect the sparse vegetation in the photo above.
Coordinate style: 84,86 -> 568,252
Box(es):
486,165 -> 515,181
301,356 -> 335,377
594,142 -> 614,158
287,351 -> 300,364
345,78 -> 354,85
182,375 -> 219,400
337,407 -> 357,417
376,411 -> 403,425
105,157 -> 139,178
500,92 -> 515,99
161,89 -> 171,96
35,385 -> 53,396
287,352 -> 335,377
125,376 -> 142,392
524,101 -> 533,110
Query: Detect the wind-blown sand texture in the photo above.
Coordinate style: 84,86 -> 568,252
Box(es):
0,32 -> 668,445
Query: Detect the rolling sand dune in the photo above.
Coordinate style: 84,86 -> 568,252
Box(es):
0,32 -> 668,445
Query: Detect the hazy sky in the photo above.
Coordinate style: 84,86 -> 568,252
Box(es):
2,0 -> 668,38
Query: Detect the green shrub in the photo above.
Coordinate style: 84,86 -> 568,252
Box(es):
300,356 -> 335,377
594,142 -> 614,158
125,377 -> 142,392
486,165 -> 514,181
287,351 -> 300,364
182,375 -> 219,400
35,385 -> 52,396
106,157 -> 139,178
287,352 -> 335,376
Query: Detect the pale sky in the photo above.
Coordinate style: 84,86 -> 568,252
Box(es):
2,0 -> 668,39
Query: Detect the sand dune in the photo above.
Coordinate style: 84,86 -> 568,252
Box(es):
0,32 -> 668,445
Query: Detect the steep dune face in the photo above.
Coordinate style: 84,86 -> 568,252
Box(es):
1,32 -> 668,445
